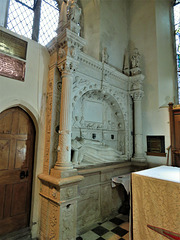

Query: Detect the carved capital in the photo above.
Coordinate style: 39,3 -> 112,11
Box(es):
131,90 -> 144,101
130,79 -> 143,91
57,57 -> 79,74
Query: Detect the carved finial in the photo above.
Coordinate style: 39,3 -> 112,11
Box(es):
123,49 -> 130,76
102,48 -> 108,63
58,0 -> 68,27
57,0 -> 81,35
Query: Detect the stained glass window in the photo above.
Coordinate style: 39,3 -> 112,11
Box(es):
6,0 -> 59,46
174,2 -> 180,103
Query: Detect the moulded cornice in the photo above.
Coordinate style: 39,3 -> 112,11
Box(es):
78,52 -> 129,83
57,28 -> 86,50
104,64 -> 129,82
78,52 -> 102,71
46,37 -> 58,55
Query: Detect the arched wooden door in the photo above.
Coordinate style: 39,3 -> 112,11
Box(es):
0,107 -> 35,236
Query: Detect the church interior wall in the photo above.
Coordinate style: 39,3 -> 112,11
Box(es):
129,0 -> 176,166
80,0 -> 101,60
80,0 -> 129,71
0,26 -> 50,238
100,0 -> 129,70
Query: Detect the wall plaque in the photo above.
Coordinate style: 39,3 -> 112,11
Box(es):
0,30 -> 27,60
0,53 -> 25,81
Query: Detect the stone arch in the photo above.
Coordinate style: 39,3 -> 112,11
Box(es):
72,76 -> 128,124
72,86 -> 128,156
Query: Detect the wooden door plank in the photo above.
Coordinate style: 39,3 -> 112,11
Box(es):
0,107 -> 35,236
3,185 -> 13,218
0,214 -> 28,235
0,185 -> 5,220
11,182 -> 28,216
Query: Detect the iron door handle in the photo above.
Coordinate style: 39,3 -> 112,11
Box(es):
20,171 -> 25,179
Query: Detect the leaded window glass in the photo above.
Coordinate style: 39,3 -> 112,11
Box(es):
6,0 -> 59,46
39,0 -> 59,46
7,0 -> 34,39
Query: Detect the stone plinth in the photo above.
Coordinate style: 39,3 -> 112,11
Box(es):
38,173 -> 84,240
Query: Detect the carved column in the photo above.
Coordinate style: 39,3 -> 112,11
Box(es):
55,64 -> 74,171
38,2 -> 86,239
130,74 -> 146,162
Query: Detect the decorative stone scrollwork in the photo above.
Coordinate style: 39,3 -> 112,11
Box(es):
49,204 -> 58,239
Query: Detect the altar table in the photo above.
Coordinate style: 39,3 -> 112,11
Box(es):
132,166 -> 180,240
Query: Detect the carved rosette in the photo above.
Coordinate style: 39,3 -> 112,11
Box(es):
131,90 -> 144,101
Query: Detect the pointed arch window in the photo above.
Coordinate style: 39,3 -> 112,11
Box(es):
6,0 -> 59,46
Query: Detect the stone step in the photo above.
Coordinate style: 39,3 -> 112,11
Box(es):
0,228 -> 32,240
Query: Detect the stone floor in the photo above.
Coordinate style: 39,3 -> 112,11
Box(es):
76,214 -> 129,240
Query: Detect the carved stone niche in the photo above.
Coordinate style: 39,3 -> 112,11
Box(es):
71,89 -> 127,166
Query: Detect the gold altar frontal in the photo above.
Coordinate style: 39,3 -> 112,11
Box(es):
132,166 -> 180,240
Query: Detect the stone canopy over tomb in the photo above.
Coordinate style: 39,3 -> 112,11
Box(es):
38,0 -> 146,239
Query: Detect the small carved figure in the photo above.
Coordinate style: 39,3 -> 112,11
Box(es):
58,47 -> 66,58
67,0 -> 81,24
131,48 -> 140,68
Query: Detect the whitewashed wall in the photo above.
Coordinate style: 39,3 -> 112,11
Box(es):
0,26 -> 49,237
80,0 -> 129,71
129,0 -> 176,165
